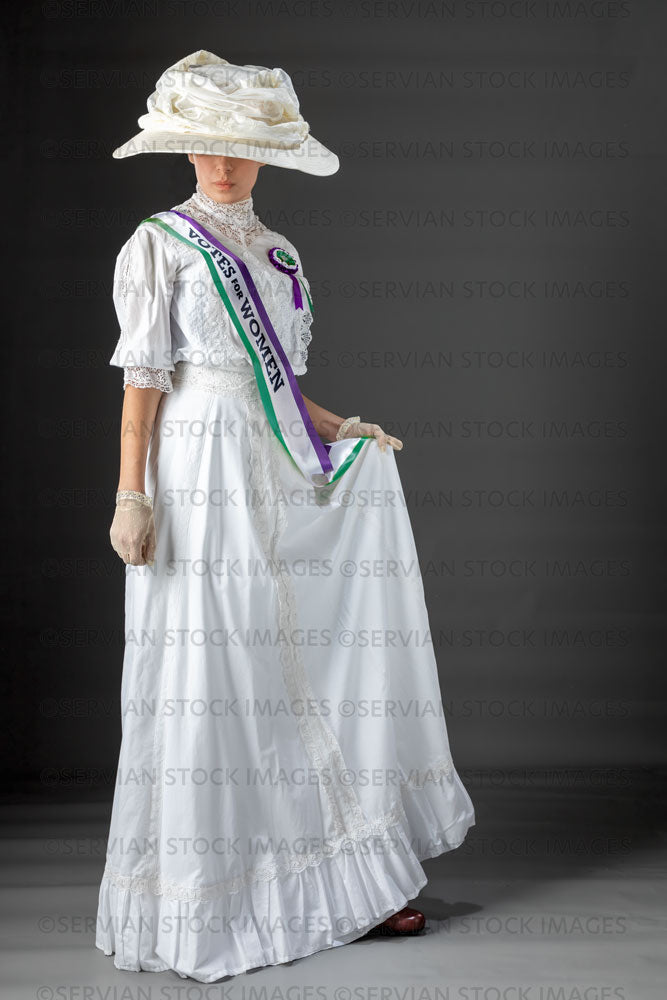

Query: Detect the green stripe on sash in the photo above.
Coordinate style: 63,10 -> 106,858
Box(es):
141,214 -> 371,489
328,438 -> 368,483
141,215 -> 291,463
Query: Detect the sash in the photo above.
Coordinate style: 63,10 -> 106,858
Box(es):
140,210 -> 369,488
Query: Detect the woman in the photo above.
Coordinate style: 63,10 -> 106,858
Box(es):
97,50 -> 474,982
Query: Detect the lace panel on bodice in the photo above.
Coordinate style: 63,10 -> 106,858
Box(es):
120,182 -> 312,388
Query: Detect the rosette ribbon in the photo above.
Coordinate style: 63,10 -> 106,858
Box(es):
267,246 -> 303,310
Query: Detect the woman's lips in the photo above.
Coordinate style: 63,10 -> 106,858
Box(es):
215,182 -> 233,189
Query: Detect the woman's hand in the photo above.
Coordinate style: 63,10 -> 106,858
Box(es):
339,420 -> 403,453
110,495 -> 156,566
111,385 -> 164,566
299,396 -> 404,452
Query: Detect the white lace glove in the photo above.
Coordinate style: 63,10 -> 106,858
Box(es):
335,416 -> 403,452
109,491 -> 156,566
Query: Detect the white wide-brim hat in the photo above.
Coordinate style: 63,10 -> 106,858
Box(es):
112,50 -> 339,177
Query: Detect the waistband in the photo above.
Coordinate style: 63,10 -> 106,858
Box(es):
171,361 -> 259,400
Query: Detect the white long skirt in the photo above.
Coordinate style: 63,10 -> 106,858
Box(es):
96,361 -> 475,982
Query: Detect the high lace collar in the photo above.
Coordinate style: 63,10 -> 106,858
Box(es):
173,181 -> 266,249
191,181 -> 257,229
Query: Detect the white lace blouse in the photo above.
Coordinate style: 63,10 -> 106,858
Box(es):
109,182 -> 314,392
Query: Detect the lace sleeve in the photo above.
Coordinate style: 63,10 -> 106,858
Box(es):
123,366 -> 173,392
294,274 -> 313,375
297,308 -> 313,374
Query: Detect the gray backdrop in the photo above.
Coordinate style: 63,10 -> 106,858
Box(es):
3,0 -> 665,796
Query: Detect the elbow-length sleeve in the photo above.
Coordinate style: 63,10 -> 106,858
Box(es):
268,230 -> 315,376
109,223 -> 176,391
294,271 -> 314,375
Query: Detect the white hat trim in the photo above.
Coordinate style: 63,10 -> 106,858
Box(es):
112,50 -> 339,177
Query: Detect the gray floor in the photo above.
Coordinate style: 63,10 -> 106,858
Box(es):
1,774 -> 665,1000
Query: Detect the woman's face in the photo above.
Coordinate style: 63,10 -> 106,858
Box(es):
187,153 -> 263,203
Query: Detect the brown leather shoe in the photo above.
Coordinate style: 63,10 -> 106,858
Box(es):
363,906 -> 426,937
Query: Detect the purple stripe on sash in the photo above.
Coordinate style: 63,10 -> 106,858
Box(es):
171,210 -> 332,475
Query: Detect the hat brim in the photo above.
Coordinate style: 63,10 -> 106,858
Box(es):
112,131 -> 339,176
